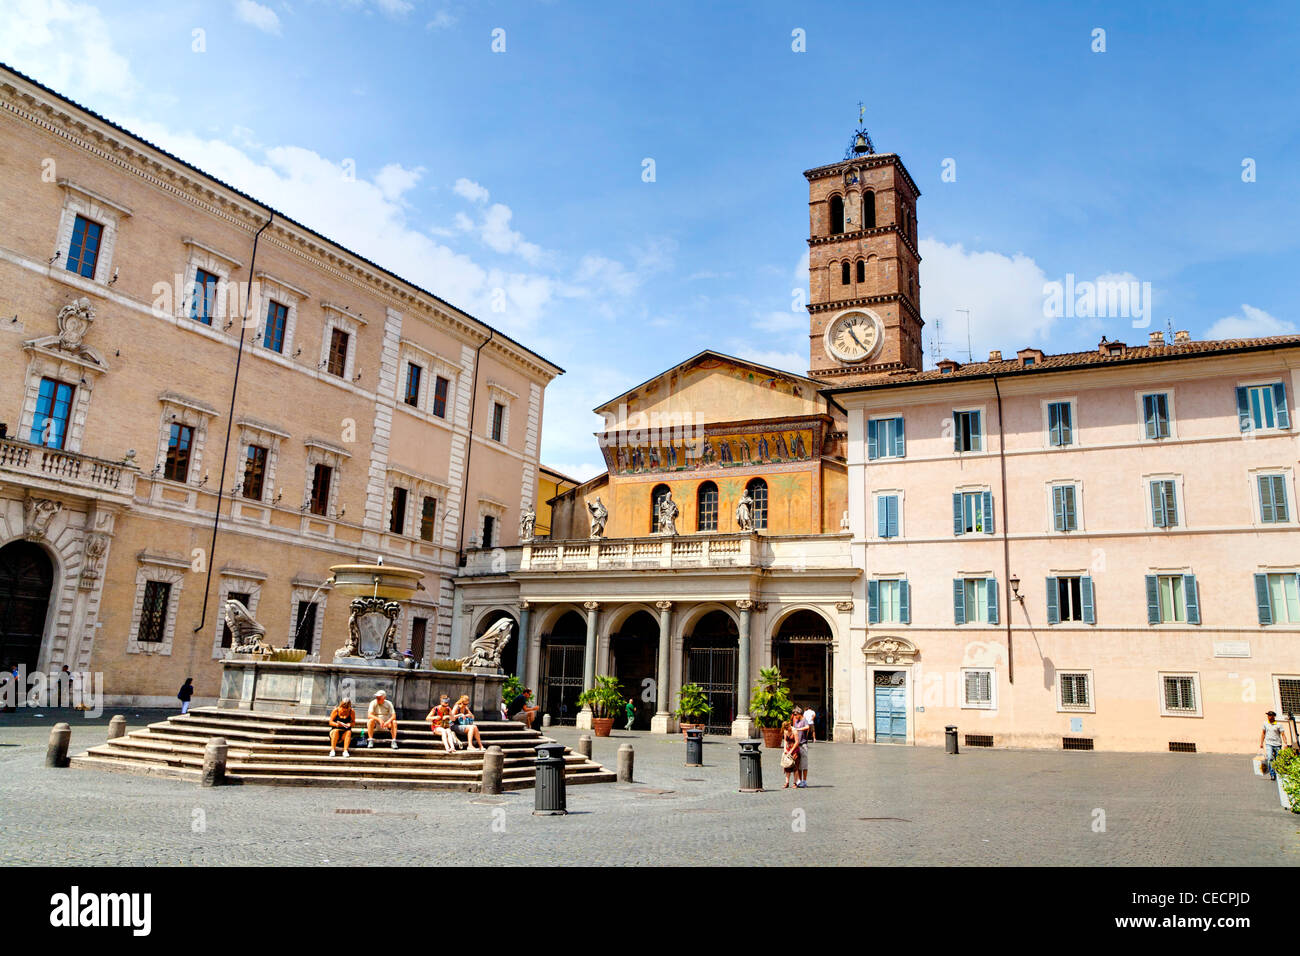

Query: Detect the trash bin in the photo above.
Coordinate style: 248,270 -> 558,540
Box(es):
534,742 -> 567,815
945,725 -> 959,755
738,738 -> 764,792
684,727 -> 704,767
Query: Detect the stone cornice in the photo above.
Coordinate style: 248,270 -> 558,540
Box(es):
807,222 -> 922,263
803,152 -> 922,199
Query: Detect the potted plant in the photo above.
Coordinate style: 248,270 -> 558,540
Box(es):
749,665 -> 794,748
674,682 -> 712,738
1272,745 -> 1299,813
576,674 -> 623,737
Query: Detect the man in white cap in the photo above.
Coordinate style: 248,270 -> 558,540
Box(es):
366,690 -> 399,749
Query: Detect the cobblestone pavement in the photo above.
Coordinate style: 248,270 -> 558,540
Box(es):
1,710 -> 1296,866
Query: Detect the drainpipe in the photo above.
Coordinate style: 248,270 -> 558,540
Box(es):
456,329 -> 494,566
190,213 -> 273,650
992,374 -> 1014,684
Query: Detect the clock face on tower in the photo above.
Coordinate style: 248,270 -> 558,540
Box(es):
824,310 -> 882,364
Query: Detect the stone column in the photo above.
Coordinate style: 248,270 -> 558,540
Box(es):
650,600 -> 674,734
515,602 -> 530,679
575,601 -> 599,730
731,599 -> 756,738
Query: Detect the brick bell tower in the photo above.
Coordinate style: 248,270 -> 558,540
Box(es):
805,118 -> 923,384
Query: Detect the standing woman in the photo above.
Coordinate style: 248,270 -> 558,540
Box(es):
177,677 -> 195,715
781,719 -> 801,789
452,695 -> 485,751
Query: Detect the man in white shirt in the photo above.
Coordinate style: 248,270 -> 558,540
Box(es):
366,690 -> 399,749
1260,710 -> 1289,780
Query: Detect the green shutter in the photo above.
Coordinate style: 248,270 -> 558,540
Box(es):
1064,486 -> 1077,530
986,577 -> 999,624
877,495 -> 888,537
900,580 -> 910,624
1184,574 -> 1200,625
1081,576 -> 1095,625
953,493 -> 964,536
1255,573 -> 1273,626
893,417 -> 905,457
1236,386 -> 1252,432
1052,487 -> 1064,532
867,580 -> 880,625
1259,475 -> 1276,523
867,419 -> 879,460
1145,575 -> 1160,624
886,496 -> 899,538
1273,383 -> 1290,429
982,491 -> 994,534
1045,577 -> 1060,625
953,579 -> 966,625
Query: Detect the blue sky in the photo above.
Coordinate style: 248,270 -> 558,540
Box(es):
3,0 -> 1297,478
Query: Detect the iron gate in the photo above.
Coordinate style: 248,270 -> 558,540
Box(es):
541,642 -> 584,725
687,645 -> 737,735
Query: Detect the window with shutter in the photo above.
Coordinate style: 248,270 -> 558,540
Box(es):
1052,484 -> 1078,532
1258,474 -> 1289,523
877,494 -> 900,538
1240,383 -> 1290,432
1142,392 -> 1170,439
1047,401 -> 1073,446
954,410 -> 982,452
1261,572 -> 1300,624
1150,479 -> 1178,528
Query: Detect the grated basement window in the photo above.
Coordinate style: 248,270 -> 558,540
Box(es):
1168,741 -> 1197,753
1062,737 -> 1094,751
964,734 -> 994,748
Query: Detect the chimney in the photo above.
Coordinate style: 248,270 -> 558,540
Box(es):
1148,331 -> 1165,346
988,350 -> 1002,362
1174,330 -> 1191,344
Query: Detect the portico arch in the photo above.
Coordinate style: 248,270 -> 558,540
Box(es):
0,538 -> 57,675
680,607 -> 739,734
771,607 -> 835,741
537,608 -> 587,725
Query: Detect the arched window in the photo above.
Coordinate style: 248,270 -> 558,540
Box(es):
650,483 -> 670,534
746,478 -> 768,531
696,481 -> 718,532
840,261 -> 850,285
856,259 -> 866,283
862,190 -> 876,229
829,195 -> 844,235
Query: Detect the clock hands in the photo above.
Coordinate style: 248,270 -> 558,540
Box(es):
844,322 -> 869,353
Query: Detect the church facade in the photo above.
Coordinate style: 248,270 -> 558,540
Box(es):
457,132 -> 1300,753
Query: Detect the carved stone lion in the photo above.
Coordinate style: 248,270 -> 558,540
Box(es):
461,617 -> 513,670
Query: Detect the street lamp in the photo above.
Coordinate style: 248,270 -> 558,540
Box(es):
1009,574 -> 1022,602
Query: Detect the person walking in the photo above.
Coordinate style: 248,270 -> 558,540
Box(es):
1260,710 -> 1290,780
792,706 -> 811,788
177,677 -> 195,715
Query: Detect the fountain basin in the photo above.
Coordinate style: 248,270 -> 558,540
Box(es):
329,563 -> 424,600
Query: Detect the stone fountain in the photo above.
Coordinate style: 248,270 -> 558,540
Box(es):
218,562 -> 510,717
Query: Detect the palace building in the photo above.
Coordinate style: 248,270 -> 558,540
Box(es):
0,64 -> 560,705
456,126 -> 1300,753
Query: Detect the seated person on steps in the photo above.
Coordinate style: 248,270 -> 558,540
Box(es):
426,695 -> 460,752
452,695 -> 485,751
508,688 -> 540,729
366,690 -> 399,749
328,696 -> 355,757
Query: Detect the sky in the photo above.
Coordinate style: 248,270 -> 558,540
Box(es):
2,0 -> 1297,480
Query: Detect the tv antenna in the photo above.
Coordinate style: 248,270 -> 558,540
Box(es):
956,308 -> 973,362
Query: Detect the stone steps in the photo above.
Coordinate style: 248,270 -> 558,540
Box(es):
70,707 -> 616,791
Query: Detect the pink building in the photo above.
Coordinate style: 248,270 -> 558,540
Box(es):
830,334 -> 1300,752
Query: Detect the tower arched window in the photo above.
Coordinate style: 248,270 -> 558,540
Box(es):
829,195 -> 844,235
862,190 -> 876,229
650,483 -> 670,534
841,261 -> 850,285
746,478 -> 768,531
856,259 -> 866,283
696,481 -> 718,532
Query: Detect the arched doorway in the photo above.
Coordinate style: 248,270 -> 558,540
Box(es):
683,609 -> 738,735
475,609 -> 519,677
0,541 -> 55,673
773,609 -> 833,741
611,610 -> 657,730
539,610 -> 586,725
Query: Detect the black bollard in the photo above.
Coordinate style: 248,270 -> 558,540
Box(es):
945,724 -> 959,755
684,727 -> 704,767
533,742 -> 567,815
738,738 -> 764,792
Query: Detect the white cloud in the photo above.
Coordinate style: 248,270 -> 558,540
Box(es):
1206,304 -> 1296,340
453,177 -> 490,203
724,344 -> 807,375
919,238 -> 1057,364
478,203 -> 542,263
374,162 -> 424,201
374,0 -> 414,15
0,0 -> 138,102
426,8 -> 456,30
234,0 -> 282,35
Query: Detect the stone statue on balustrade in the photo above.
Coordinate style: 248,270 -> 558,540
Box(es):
519,509 -> 536,542
736,492 -> 754,532
587,497 -> 608,538
224,598 -> 273,657
657,491 -> 679,536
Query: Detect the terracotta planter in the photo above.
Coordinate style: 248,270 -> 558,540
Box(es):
592,717 -> 615,737
679,722 -> 705,739
761,726 -> 782,749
